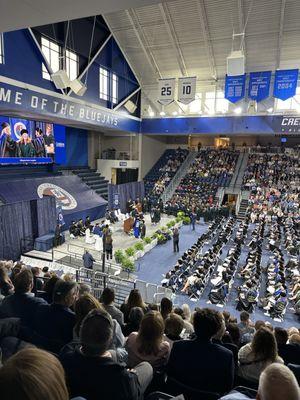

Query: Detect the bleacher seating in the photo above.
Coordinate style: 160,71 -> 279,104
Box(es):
144,148 -> 189,201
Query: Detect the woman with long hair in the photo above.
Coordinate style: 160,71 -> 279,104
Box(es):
238,327 -> 284,382
120,289 -> 148,323
17,130 -> 36,157
126,311 -> 170,369
0,348 -> 69,400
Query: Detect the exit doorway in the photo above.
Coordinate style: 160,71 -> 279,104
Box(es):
215,137 -> 230,148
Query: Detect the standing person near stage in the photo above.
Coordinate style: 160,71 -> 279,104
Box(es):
140,220 -> 146,239
133,217 -> 140,238
190,211 -> 197,231
105,233 -> 113,260
82,250 -> 95,270
54,224 -> 62,247
173,227 -> 179,253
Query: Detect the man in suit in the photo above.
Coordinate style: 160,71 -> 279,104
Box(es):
83,250 -> 96,270
0,269 -> 47,335
167,308 -> 234,395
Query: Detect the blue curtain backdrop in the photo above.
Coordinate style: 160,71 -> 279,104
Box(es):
0,196 -> 56,260
108,181 -> 145,213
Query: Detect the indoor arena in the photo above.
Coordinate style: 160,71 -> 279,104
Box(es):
0,1 -> 299,399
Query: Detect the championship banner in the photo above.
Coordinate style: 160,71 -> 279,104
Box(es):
157,78 -> 176,105
178,76 -> 196,104
273,69 -> 299,100
225,74 -> 246,103
248,71 -> 271,102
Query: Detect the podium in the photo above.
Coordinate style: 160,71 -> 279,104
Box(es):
124,217 -> 134,233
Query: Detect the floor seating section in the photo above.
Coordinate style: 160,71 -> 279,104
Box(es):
71,166 -> 109,200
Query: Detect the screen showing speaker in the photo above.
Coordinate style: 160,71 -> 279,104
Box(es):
0,117 -> 56,164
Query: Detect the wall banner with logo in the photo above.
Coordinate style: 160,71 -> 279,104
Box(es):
273,69 -> 299,100
225,74 -> 246,103
178,76 -> 196,104
248,71 -> 271,102
157,78 -> 176,105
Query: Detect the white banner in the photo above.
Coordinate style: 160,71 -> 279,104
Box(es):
157,78 -> 176,105
178,76 -> 196,104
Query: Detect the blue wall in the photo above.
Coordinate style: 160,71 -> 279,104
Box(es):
65,127 -> 88,166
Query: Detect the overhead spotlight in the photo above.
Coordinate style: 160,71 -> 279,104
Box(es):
69,78 -> 87,96
51,70 -> 70,89
234,107 -> 242,115
160,111 -> 166,116
267,107 -> 273,113
149,111 -> 155,117
124,99 -> 137,114
172,111 -> 178,116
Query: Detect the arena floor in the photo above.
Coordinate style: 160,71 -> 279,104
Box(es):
136,222 -> 299,329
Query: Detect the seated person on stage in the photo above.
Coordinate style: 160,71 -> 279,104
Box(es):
93,223 -> 102,236
76,219 -> 86,236
69,221 -> 79,238
84,216 -> 92,230
60,308 -> 153,400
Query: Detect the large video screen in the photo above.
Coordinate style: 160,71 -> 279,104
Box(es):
0,117 -> 55,164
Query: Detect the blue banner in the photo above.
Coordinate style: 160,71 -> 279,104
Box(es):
225,74 -> 246,103
248,71 -> 271,102
273,69 -> 299,100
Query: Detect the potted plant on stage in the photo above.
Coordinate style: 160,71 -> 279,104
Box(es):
134,242 -> 145,259
143,236 -> 153,253
114,249 -> 125,265
125,246 -> 137,261
121,256 -> 135,277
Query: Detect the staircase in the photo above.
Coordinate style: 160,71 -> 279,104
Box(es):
161,151 -> 197,203
72,167 -> 109,200
237,191 -> 250,221
228,151 -> 249,190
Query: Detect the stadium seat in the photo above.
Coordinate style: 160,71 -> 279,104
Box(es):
166,376 -> 220,400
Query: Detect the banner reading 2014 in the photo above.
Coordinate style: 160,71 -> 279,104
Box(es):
225,74 -> 246,103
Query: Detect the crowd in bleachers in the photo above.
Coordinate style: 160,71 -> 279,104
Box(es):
164,149 -> 239,219
0,259 -> 299,400
144,148 -> 189,201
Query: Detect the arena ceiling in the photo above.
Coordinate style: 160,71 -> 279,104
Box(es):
104,0 -> 300,116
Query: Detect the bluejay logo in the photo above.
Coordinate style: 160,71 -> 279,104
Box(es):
37,183 -> 77,210
14,122 -> 27,139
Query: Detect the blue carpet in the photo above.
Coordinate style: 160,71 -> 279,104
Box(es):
136,223 -> 299,329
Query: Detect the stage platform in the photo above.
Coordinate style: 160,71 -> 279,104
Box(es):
23,213 -> 174,276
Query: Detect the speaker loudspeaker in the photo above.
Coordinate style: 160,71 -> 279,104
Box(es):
69,78 -> 87,96
51,70 -> 70,89
227,50 -> 245,76
124,100 -> 137,114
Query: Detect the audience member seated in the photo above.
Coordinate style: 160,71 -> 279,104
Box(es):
237,311 -> 255,344
120,289 -> 149,323
126,311 -> 170,370
0,264 -> 14,297
164,313 -> 184,348
166,308 -> 234,395
275,326 -> 300,365
60,308 -> 153,400
73,293 -> 125,355
238,327 -> 284,383
101,287 -> 124,327
122,307 -> 144,337
221,363 -> 300,400
0,269 -> 47,335
33,279 -> 77,353
0,347 -> 70,400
